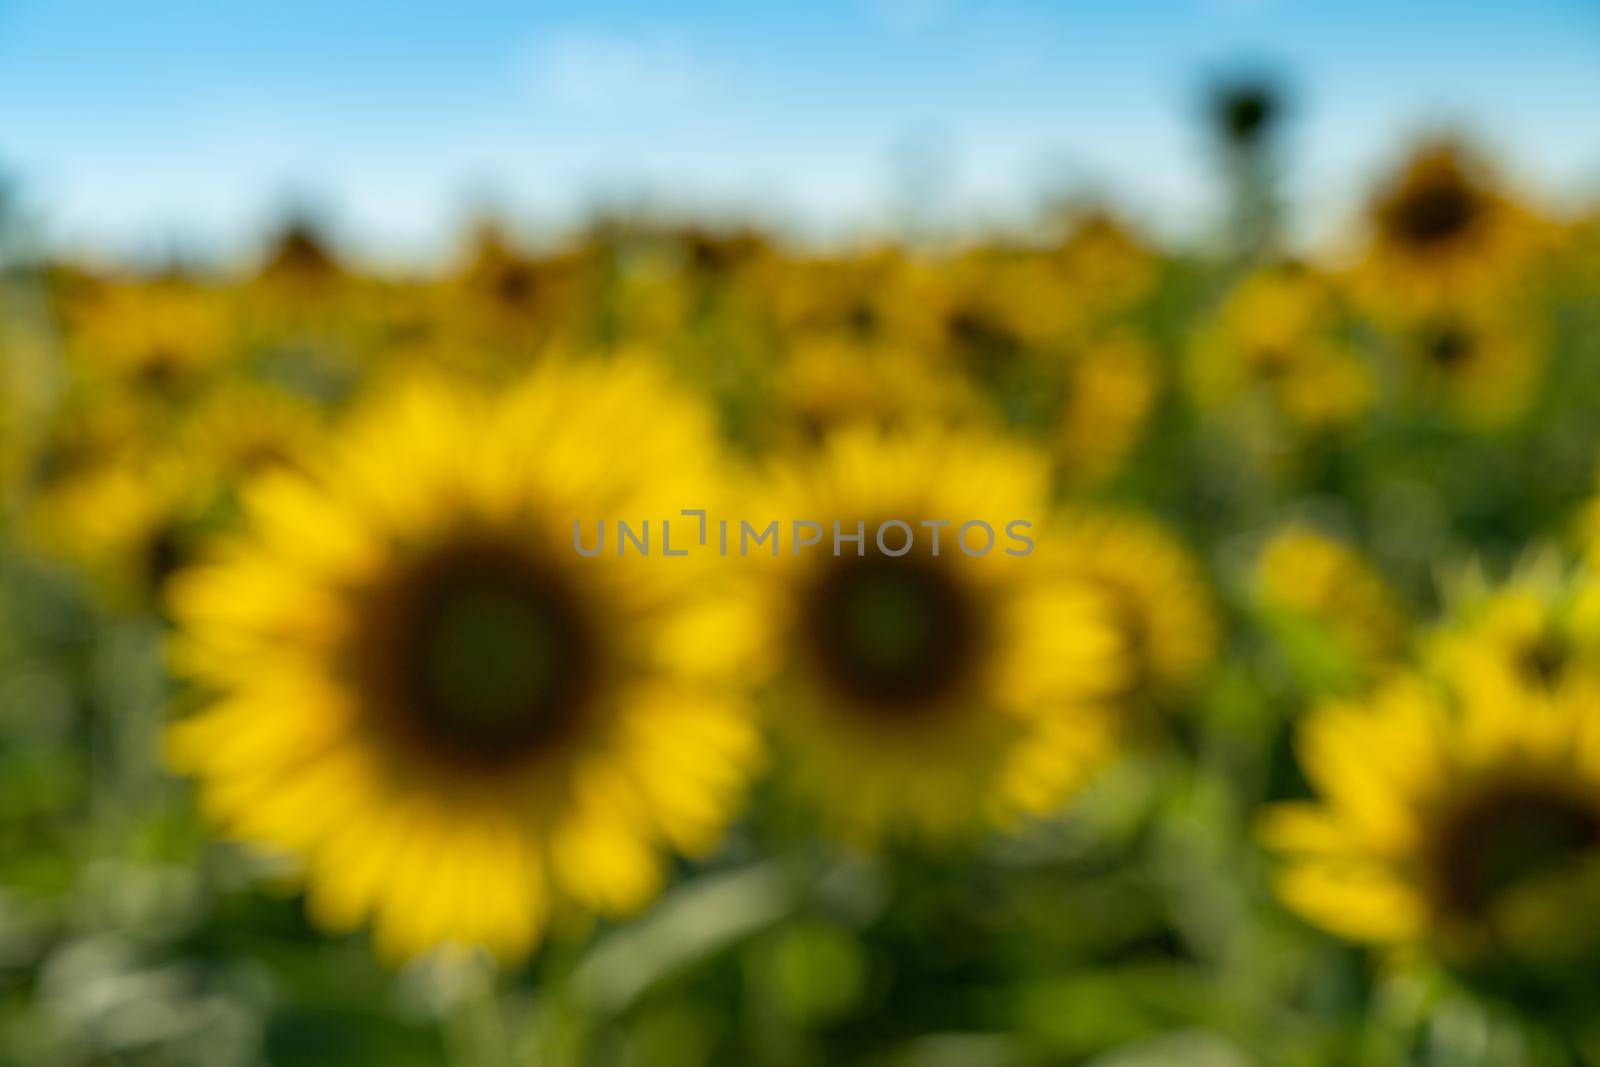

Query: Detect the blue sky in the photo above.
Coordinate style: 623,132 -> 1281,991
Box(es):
1,0 -> 1597,261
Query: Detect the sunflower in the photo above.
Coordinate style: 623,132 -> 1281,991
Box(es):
257,218 -> 343,289
1428,568 -> 1600,704
1263,671 -> 1600,989
176,382 -> 327,486
26,447 -> 214,607
1358,139 -> 1544,310
238,219 -> 367,362
165,359 -> 760,961
63,276 -> 235,403
760,247 -> 912,344
1387,298 -> 1545,427
1052,211 -> 1158,320
1255,526 -> 1410,690
1049,509 -> 1219,703
21,394 -> 141,499
1052,329 -> 1159,483
444,221 -> 588,352
1187,264 -> 1372,432
1208,76 -> 1282,151
667,223 -> 772,286
912,251 -> 1080,386
768,339 -> 982,448
742,424 -> 1125,841
24,382 -> 325,607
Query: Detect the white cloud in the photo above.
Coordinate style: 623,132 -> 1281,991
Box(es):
519,28 -> 716,115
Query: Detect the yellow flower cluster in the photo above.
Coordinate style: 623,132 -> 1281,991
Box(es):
3,136 -> 1593,994
1264,556 -> 1600,988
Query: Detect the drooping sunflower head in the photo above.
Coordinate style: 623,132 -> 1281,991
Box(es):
1264,672 -> 1600,997
1207,74 -> 1284,150
166,358 -> 760,962
746,425 -> 1124,842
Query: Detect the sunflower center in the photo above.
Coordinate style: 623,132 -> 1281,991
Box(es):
144,522 -> 190,595
945,307 -> 1022,370
1430,782 -> 1600,919
843,300 -> 880,338
801,552 -> 984,713
1250,344 -> 1294,381
358,540 -> 596,762
1390,178 -> 1477,249
1517,630 -> 1570,686
419,584 -> 568,738
1423,323 -> 1473,368
138,347 -> 187,391
492,264 -> 537,308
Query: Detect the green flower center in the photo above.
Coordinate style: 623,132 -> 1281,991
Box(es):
420,584 -> 569,741
358,539 -> 597,764
802,552 -> 985,714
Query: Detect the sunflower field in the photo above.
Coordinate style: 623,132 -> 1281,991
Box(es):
3,104 -> 1600,1067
